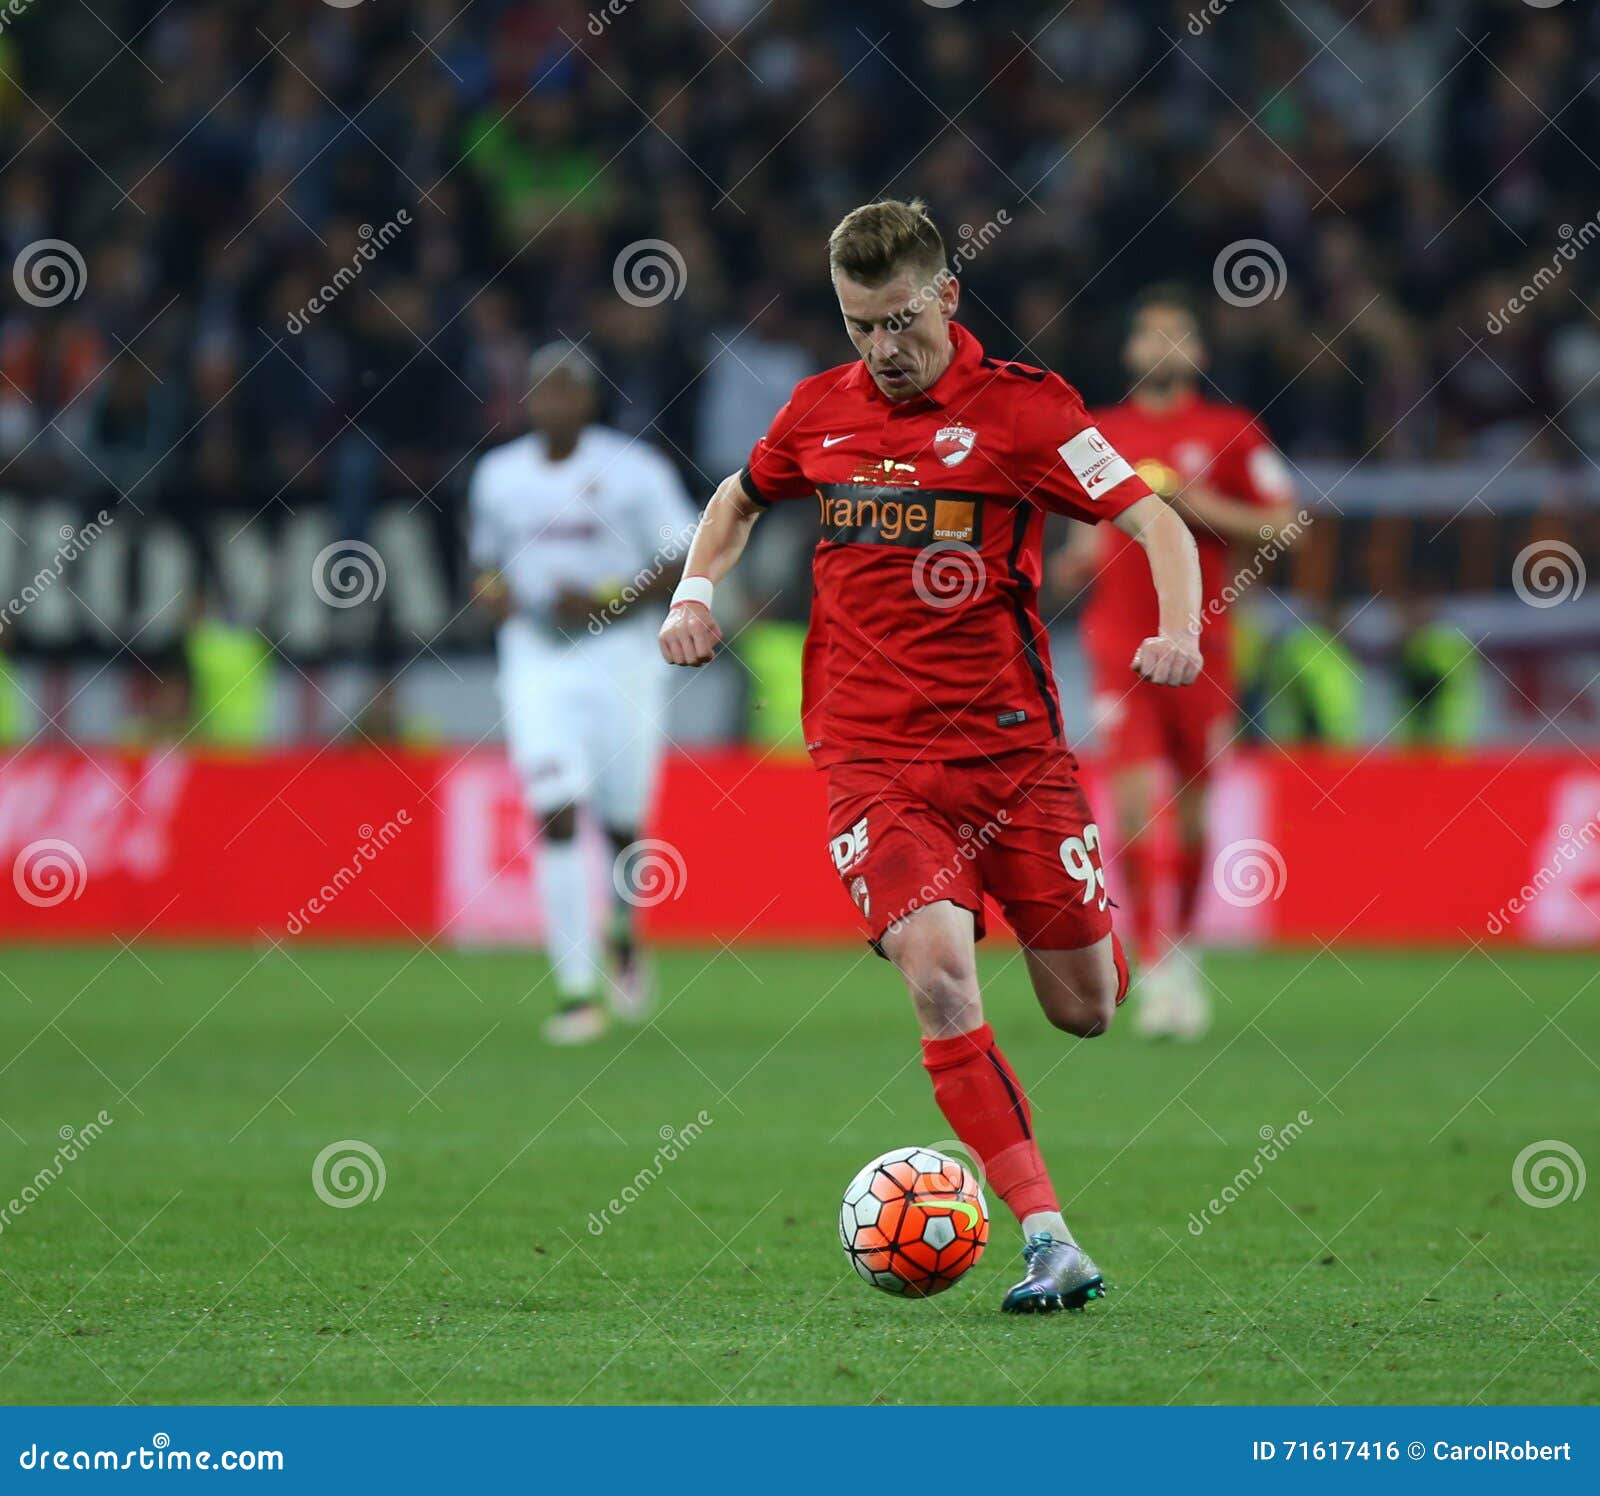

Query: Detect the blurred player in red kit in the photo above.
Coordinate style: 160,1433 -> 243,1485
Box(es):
660,202 -> 1205,1312
1053,288 -> 1295,1040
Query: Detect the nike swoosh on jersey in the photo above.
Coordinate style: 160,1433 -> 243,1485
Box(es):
821,433 -> 855,448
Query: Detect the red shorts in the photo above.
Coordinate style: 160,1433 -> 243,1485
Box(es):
1089,653 -> 1235,785
825,748 -> 1113,951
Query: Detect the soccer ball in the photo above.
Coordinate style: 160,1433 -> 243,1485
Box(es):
839,1146 -> 988,1297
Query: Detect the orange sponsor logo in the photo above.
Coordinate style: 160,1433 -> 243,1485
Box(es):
818,489 -> 930,542
932,499 -> 975,542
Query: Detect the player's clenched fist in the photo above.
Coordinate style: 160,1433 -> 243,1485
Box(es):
659,600 -> 722,666
1131,633 -> 1202,687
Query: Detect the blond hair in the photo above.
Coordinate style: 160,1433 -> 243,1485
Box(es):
827,198 -> 947,288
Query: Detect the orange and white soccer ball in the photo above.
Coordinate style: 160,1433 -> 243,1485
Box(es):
839,1146 -> 988,1297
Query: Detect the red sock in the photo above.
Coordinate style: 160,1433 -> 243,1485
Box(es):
1117,835 -> 1159,966
1174,841 -> 1205,938
1112,930 -> 1130,1006
920,1023 -> 1058,1224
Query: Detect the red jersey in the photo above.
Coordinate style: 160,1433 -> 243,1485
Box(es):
1082,390 -> 1291,668
743,324 -> 1151,767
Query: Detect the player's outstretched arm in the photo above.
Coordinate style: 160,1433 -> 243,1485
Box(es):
1172,485 -> 1294,546
1114,494 -> 1204,687
658,470 -> 763,667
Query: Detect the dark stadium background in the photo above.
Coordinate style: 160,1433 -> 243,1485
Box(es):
0,0 -> 1595,735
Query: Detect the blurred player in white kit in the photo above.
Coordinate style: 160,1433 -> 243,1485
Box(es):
469,341 -> 697,1045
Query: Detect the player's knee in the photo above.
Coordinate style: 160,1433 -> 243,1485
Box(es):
900,952 -> 981,1033
1041,975 -> 1117,1038
540,804 -> 579,840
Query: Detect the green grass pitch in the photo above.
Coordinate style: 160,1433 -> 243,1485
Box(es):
0,943 -> 1595,1405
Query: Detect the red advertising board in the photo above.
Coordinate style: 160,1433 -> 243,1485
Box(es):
0,747 -> 1592,947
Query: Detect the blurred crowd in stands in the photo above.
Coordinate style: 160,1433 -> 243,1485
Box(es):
4,0 -> 1598,513
0,0 -> 1594,744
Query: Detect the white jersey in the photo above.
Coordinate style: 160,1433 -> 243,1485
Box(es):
467,426 -> 697,634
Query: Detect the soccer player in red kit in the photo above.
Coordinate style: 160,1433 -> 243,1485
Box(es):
660,202 -> 1204,1312
1053,288 -> 1295,1040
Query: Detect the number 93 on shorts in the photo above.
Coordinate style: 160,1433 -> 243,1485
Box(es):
823,748 -> 1115,951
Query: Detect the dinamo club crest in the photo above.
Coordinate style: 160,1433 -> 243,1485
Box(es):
933,424 -> 977,467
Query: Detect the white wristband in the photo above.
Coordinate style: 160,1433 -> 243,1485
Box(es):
671,575 -> 714,611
